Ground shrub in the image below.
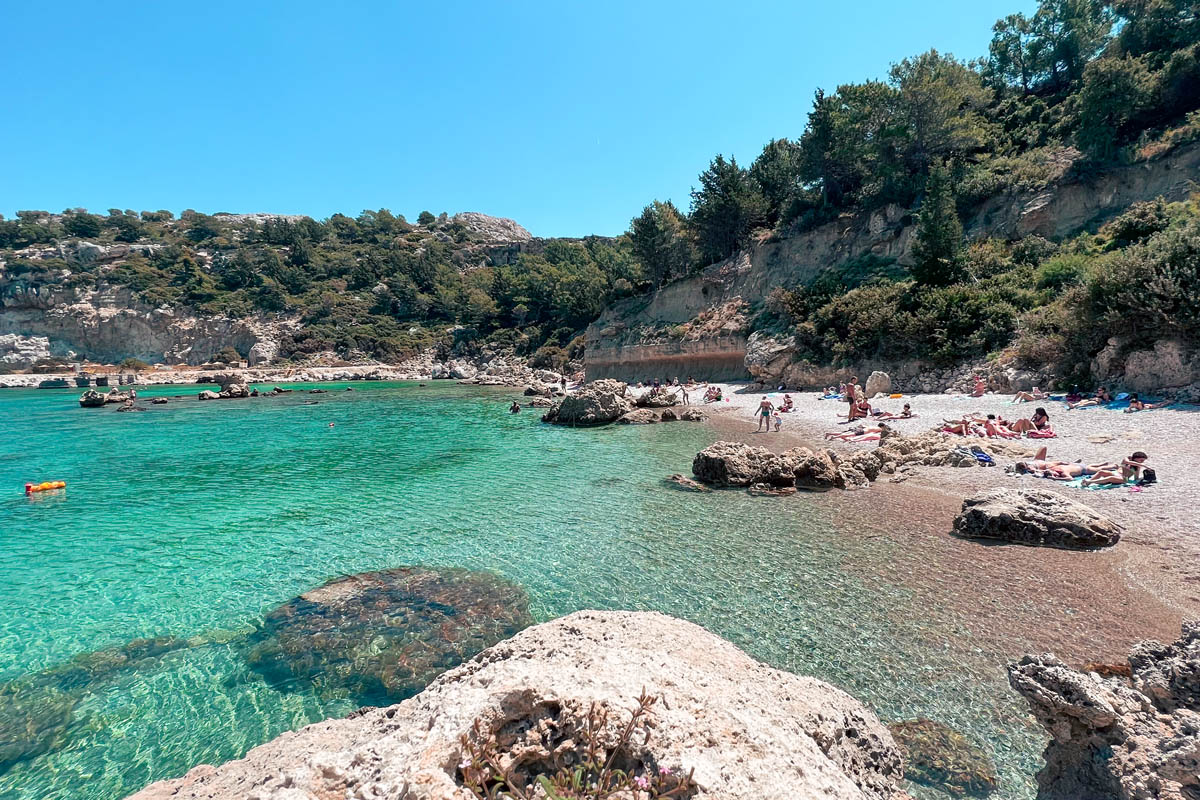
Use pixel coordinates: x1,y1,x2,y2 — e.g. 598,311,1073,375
119,357,150,371
1034,254,1089,291
459,692,695,800
1101,197,1169,247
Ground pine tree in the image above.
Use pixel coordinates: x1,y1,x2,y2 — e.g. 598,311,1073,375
910,164,965,286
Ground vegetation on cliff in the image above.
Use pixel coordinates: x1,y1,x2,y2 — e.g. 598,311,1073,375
626,0,1200,381
0,211,642,367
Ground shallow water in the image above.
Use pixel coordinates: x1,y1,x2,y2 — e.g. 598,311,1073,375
0,382,1043,799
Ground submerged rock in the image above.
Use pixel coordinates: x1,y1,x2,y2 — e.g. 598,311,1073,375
244,566,533,705
665,473,711,492
1009,620,1200,800
40,636,190,693
0,683,76,775
953,488,1122,549
887,719,998,797
129,611,908,800
541,379,633,426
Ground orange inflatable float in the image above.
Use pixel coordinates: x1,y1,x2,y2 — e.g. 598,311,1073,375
25,481,66,494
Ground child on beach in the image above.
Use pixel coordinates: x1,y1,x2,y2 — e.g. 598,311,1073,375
773,412,782,432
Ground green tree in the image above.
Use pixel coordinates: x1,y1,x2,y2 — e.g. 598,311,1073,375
629,200,693,286
749,138,805,223
63,212,102,238
987,13,1041,92
889,50,994,177
910,165,965,286
417,210,436,225
799,84,899,208
1031,0,1114,90
1077,55,1155,158
688,156,769,263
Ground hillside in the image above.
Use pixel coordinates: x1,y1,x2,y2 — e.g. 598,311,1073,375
0,210,635,371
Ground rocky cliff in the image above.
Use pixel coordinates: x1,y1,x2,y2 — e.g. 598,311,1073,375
127,611,910,800
0,280,294,366
585,143,1200,384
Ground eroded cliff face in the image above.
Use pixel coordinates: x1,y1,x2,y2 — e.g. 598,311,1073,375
585,143,1200,384
0,280,294,365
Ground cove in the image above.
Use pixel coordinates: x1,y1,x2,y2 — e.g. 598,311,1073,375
0,382,1041,799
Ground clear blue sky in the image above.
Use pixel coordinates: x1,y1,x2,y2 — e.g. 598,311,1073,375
0,1,1035,237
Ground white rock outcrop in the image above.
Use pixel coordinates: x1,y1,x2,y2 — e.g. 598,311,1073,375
127,611,908,800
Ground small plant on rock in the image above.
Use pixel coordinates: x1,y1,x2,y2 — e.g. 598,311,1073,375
458,690,695,800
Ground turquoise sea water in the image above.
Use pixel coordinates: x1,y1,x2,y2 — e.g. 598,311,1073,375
0,382,1043,799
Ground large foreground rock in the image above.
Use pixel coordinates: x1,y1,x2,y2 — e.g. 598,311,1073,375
128,611,909,800
953,488,1122,549
691,440,810,487
541,379,633,426
1009,620,1200,800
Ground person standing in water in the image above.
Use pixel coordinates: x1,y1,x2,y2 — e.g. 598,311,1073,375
756,395,775,432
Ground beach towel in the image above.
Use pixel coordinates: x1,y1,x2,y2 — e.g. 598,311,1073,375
969,446,994,465
1064,477,1129,491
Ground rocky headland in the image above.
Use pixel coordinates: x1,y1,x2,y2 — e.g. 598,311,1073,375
1009,620,1200,800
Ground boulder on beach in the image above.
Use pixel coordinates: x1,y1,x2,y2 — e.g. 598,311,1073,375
635,390,680,408
692,441,811,487
243,566,534,705
541,379,633,426
617,409,659,424
887,719,998,797
794,449,843,491
1009,620,1200,800
129,611,908,800
865,371,892,399
952,488,1122,549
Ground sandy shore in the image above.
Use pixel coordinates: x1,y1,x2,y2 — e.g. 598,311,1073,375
677,381,1200,660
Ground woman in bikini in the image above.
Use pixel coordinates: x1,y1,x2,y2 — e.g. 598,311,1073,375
1010,407,1051,434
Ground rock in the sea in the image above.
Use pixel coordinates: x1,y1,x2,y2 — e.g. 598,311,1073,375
197,390,220,400
1009,620,1200,800
691,441,809,487
541,379,633,426
527,396,553,408
151,397,168,404
887,719,998,797
748,483,797,496
617,409,658,424
0,683,76,776
665,474,711,492
78,389,106,408
865,371,892,399
128,611,908,800
952,488,1122,549
244,567,533,705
